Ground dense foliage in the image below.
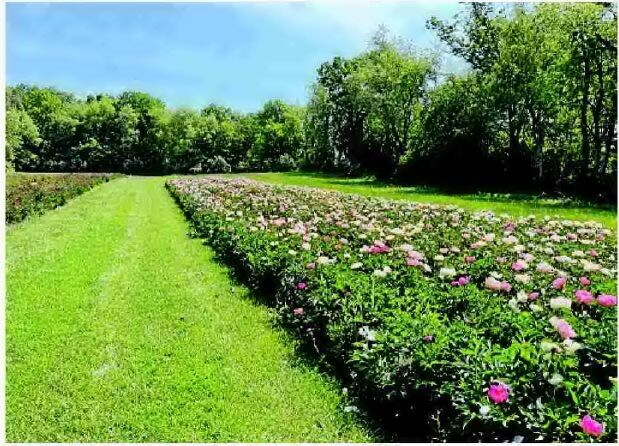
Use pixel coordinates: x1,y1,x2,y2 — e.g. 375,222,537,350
6,3,617,201
6,173,117,223
5,84,304,175
167,177,617,442
305,3,617,200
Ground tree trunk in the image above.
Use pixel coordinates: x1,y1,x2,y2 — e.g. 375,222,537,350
598,129,612,176
580,54,591,181
592,48,604,171
531,110,544,182
507,105,518,157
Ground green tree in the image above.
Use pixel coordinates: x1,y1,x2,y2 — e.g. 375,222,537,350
6,108,40,171
250,100,304,171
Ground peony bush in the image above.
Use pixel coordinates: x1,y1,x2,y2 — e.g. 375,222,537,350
6,173,118,224
167,177,617,442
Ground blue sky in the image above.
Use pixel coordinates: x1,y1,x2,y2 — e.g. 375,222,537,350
7,1,465,112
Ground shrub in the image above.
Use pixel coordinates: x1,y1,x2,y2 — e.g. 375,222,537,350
6,173,118,224
205,156,232,173
276,153,298,171
166,177,617,442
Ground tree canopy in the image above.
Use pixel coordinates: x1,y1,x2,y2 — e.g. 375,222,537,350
6,2,617,201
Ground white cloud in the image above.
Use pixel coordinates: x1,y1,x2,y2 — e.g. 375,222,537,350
246,0,463,51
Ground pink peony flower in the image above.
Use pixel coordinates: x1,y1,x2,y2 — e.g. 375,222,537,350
451,276,470,287
406,258,421,267
484,277,503,292
422,335,434,343
575,289,593,305
528,292,540,301
588,249,599,257
537,262,554,274
487,382,510,404
500,281,512,292
408,250,423,260
580,415,604,437
368,242,390,254
557,323,575,339
465,255,476,264
579,276,591,286
293,307,304,316
297,282,307,290
306,262,315,270
552,277,567,290
550,316,576,339
511,260,526,271
597,294,617,307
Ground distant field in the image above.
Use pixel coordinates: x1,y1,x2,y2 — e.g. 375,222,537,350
239,172,617,229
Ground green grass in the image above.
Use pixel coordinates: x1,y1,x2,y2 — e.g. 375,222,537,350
239,172,616,229
6,176,374,442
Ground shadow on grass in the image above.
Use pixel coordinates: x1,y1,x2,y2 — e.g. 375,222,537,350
270,171,617,213
202,247,390,441
206,247,440,442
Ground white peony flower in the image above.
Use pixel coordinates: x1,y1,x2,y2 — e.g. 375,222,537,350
550,297,572,310
439,267,456,279
563,339,582,355
583,260,602,272
530,304,543,313
536,262,554,274
483,233,495,242
316,256,333,265
514,274,531,284
503,235,518,244
516,291,528,303
548,373,564,386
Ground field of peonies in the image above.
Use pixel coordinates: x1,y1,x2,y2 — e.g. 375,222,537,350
167,177,617,442
6,173,118,224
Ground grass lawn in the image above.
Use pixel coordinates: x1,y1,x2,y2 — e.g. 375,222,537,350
6,176,374,442
240,172,616,229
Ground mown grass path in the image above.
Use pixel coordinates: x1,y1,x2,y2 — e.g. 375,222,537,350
6,177,372,442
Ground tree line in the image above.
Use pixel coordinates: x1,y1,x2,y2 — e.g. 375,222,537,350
6,87,304,175
6,2,617,201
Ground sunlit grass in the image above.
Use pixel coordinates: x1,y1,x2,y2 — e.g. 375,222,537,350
6,176,374,442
